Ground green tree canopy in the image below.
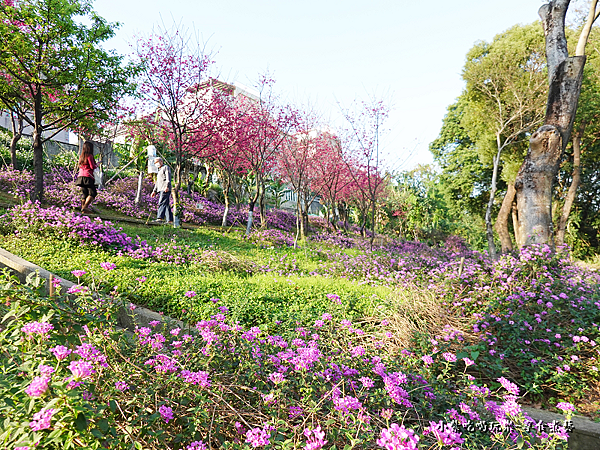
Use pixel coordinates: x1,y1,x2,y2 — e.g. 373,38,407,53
0,0,136,200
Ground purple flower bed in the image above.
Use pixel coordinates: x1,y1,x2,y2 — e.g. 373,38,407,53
2,201,145,252
0,166,298,231
2,278,573,450
247,229,296,248
1,202,255,271
310,231,358,248
0,165,35,198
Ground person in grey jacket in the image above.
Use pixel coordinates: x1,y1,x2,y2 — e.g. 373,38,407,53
150,157,173,223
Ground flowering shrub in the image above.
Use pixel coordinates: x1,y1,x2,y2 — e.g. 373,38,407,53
399,244,600,418
453,246,600,400
0,272,572,450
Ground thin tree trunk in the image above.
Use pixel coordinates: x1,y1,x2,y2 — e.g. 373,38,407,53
339,203,348,231
556,123,584,246
259,184,267,229
222,177,231,228
297,196,304,241
370,198,377,249
246,206,255,235
32,88,44,202
9,113,22,170
360,209,367,237
331,208,338,231
246,179,260,235
494,182,516,254
515,1,587,248
485,143,503,260
135,171,143,205
302,194,310,238
172,161,182,219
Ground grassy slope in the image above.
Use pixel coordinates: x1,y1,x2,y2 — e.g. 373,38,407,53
1,221,391,329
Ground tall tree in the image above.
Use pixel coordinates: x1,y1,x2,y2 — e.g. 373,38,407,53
311,132,350,230
341,98,389,245
515,0,600,248
0,0,135,201
430,99,491,223
555,26,600,246
233,75,297,234
276,110,327,241
210,98,250,228
131,25,228,216
461,23,547,258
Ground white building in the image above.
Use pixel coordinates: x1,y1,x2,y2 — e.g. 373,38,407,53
0,110,71,144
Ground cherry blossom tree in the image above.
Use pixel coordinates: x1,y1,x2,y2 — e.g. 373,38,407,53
130,24,229,213
310,132,353,230
340,99,390,243
233,75,298,234
209,99,251,227
276,109,326,240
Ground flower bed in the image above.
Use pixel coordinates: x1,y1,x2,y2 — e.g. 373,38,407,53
0,272,572,450
1,199,599,418
0,166,297,231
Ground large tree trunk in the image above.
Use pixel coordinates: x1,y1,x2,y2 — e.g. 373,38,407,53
556,124,584,246
494,182,516,254
515,1,586,248
512,200,521,247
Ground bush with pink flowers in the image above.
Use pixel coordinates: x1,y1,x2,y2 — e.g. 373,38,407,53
0,271,572,450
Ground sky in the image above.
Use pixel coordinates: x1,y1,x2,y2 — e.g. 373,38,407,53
92,0,551,172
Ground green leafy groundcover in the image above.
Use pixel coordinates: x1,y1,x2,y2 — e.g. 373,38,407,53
0,272,573,450
0,234,388,329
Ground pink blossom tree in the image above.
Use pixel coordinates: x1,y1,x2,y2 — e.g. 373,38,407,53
276,109,326,241
233,75,298,234
130,24,229,213
310,132,354,230
208,98,252,227
340,99,390,243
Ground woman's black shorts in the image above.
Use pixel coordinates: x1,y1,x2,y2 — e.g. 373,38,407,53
75,176,97,199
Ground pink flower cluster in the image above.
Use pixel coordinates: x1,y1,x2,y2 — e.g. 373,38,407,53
21,321,54,339
25,376,50,397
29,408,57,431
159,405,174,423
245,424,273,448
424,420,464,446
304,426,328,450
376,423,419,450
